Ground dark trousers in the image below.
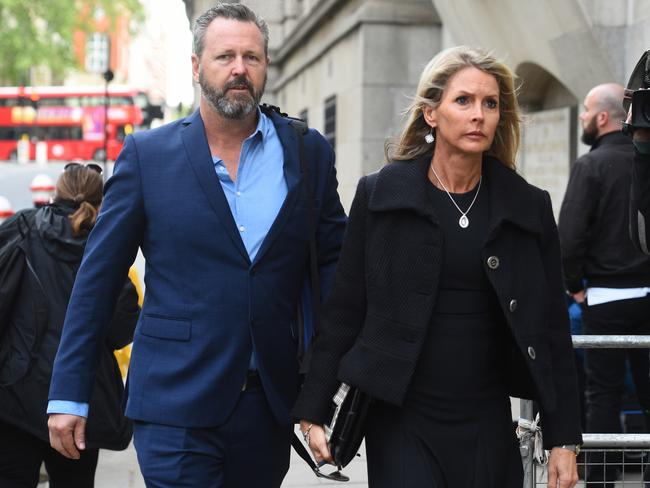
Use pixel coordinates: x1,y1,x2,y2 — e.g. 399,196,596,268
133,383,292,488
583,295,650,485
0,420,99,488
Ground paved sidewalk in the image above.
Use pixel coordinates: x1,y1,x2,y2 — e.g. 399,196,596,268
283,432,368,487
41,436,650,487
38,427,369,488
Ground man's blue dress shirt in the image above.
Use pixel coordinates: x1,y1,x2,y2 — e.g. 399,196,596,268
48,109,286,417
212,109,287,369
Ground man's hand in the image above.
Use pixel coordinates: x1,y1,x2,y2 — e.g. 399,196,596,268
571,290,586,304
299,420,333,465
547,447,579,487
48,413,87,459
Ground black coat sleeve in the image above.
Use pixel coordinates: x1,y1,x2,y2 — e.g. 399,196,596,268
292,176,369,424
558,156,599,293
630,148,650,254
538,191,583,448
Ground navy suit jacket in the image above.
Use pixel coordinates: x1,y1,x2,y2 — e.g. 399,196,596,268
49,109,346,427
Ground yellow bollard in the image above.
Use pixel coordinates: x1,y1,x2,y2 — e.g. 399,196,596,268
114,267,144,379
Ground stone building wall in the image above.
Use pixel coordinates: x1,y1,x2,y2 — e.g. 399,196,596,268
183,0,650,209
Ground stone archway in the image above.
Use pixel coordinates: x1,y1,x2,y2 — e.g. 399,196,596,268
516,62,578,112
515,62,579,216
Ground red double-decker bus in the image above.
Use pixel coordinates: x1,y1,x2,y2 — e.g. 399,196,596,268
0,86,144,162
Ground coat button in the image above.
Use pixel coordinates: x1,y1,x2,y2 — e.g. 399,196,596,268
527,346,536,360
487,256,500,269
509,299,517,312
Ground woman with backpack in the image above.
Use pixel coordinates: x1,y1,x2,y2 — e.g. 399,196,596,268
0,163,139,488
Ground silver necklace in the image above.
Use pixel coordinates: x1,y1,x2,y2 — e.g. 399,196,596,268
429,163,482,229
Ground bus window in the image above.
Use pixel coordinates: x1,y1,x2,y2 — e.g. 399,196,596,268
0,98,21,107
45,126,83,140
64,96,82,108
109,96,132,106
38,97,66,107
0,127,18,140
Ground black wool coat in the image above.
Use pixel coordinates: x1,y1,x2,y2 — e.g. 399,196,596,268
292,154,582,448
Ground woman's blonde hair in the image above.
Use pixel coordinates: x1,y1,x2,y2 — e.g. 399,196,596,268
55,165,103,237
386,46,521,169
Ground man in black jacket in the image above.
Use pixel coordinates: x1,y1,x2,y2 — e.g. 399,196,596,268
559,82,650,486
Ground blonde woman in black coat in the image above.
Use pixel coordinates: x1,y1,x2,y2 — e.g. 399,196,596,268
293,46,582,488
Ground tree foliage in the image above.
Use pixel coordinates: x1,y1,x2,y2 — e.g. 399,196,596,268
0,0,143,85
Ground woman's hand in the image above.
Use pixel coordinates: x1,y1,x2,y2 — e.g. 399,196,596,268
547,447,579,488
299,420,333,465
571,290,586,304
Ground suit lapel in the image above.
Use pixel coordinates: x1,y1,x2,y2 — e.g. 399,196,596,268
180,110,250,264
252,113,302,266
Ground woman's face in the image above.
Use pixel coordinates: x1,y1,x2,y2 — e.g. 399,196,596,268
424,66,500,158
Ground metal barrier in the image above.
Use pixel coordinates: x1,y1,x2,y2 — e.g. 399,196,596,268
520,335,650,487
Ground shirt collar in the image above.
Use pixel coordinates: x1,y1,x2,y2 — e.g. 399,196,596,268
590,130,629,151
244,107,269,145
212,107,270,166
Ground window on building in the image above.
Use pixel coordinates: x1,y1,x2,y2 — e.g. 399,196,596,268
85,33,110,74
324,96,336,150
299,109,308,126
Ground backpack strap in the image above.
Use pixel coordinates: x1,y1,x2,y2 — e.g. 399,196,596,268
261,103,321,366
288,117,321,372
17,212,31,239
15,211,46,298
287,117,329,479
261,104,330,478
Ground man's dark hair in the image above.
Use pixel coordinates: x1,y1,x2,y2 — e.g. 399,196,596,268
193,3,269,57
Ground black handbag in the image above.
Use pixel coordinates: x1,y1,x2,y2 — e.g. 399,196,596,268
325,382,372,469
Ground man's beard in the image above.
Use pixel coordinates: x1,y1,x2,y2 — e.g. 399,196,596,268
199,70,266,119
581,115,599,145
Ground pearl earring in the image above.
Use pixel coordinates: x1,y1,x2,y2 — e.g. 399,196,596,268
424,128,435,144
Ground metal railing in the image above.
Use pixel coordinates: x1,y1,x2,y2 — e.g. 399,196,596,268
520,335,650,487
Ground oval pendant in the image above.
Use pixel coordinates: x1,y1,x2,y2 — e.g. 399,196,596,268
459,215,469,228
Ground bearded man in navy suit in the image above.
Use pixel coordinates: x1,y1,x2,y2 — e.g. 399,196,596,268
46,3,346,487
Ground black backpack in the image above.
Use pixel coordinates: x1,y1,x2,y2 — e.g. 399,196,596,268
0,212,36,341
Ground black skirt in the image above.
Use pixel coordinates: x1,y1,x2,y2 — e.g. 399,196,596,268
365,395,522,488
364,295,523,488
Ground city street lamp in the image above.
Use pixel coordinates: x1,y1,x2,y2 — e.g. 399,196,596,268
102,69,114,175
